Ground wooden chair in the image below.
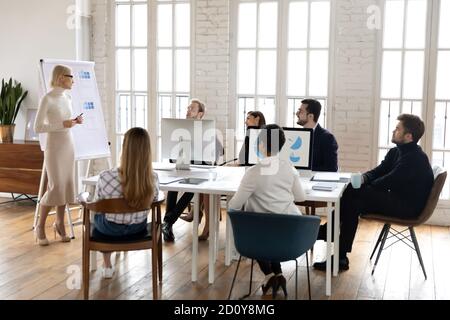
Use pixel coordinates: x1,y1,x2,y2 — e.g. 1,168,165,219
296,201,330,215
80,191,165,300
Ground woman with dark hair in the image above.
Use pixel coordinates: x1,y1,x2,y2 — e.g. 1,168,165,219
238,111,266,165
229,124,306,298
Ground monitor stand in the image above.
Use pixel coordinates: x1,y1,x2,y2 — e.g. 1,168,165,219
298,169,313,178
175,156,191,170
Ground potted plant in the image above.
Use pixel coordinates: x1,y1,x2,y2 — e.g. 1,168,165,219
0,78,28,143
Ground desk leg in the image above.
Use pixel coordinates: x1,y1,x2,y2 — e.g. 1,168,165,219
326,202,332,296
333,201,340,277
208,194,216,284
215,195,220,261
89,211,97,271
192,193,199,282
225,197,231,266
90,251,97,271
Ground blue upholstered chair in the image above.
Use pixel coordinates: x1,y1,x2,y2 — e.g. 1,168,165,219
227,209,320,300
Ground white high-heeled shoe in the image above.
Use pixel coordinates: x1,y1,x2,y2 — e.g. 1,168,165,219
53,222,71,242
34,226,49,246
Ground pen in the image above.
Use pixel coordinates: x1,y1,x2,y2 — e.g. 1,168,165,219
73,113,83,121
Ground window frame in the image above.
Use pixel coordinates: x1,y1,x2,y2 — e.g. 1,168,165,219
110,0,195,164
229,0,335,155
374,0,450,204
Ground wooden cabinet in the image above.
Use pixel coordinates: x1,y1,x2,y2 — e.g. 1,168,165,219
0,141,44,195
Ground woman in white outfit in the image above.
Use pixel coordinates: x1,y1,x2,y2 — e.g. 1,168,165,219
229,124,305,298
34,65,84,245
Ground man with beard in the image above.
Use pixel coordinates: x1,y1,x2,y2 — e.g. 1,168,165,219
313,114,433,271
296,99,338,172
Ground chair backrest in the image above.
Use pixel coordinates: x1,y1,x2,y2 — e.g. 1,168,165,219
81,191,165,228
228,210,321,262
415,166,447,225
83,191,165,213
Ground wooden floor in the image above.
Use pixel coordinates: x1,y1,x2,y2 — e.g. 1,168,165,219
1,198,450,300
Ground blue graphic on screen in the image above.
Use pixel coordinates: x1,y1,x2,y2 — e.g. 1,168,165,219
79,71,91,80
254,139,264,159
288,136,302,164
83,102,95,110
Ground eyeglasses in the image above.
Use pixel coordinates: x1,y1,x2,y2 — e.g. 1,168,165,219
64,75,74,78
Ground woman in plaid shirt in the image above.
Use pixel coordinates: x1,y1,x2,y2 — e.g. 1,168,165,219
93,127,159,278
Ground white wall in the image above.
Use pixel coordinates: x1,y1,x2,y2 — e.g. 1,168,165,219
0,0,76,140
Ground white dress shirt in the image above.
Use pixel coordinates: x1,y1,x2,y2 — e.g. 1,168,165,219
229,156,306,214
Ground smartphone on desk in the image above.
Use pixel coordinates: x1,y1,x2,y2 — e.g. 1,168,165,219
179,178,208,185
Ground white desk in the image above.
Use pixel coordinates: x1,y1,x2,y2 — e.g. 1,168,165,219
82,163,349,296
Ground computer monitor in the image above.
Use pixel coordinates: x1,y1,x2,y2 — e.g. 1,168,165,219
246,127,313,170
161,118,218,165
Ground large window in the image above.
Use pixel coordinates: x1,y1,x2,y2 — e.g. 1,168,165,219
156,0,191,158
114,0,148,163
431,0,450,199
377,0,450,199
114,0,191,162
377,0,427,162
233,0,332,152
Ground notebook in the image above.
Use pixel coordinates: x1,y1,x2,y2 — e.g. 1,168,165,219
312,182,338,192
311,172,350,183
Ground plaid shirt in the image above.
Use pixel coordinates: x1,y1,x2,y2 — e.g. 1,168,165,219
94,168,160,225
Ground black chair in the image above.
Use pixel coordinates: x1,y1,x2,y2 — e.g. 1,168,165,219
362,166,446,279
227,210,320,300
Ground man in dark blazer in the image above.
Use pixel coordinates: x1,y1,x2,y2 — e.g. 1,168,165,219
296,99,338,172
313,114,434,271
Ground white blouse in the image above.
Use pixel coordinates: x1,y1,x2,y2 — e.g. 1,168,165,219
229,156,306,214
34,87,72,133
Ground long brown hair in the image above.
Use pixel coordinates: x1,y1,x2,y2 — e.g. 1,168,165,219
119,127,155,208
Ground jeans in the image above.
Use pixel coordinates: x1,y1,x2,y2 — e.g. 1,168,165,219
94,214,147,237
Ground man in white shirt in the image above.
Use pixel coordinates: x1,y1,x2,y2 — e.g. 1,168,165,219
162,99,224,242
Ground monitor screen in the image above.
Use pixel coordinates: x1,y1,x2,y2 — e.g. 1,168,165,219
247,127,313,170
161,118,220,165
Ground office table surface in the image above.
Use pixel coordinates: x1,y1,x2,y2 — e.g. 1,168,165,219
82,163,350,296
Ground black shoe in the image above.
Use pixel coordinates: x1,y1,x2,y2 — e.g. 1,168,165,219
162,222,175,242
313,255,349,271
275,275,288,299
317,224,327,240
316,223,337,241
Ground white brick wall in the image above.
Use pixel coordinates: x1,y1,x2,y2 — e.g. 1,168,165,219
194,0,230,138
91,0,111,173
333,0,378,174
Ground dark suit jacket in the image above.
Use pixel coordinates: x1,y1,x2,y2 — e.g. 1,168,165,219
312,124,339,172
363,142,433,215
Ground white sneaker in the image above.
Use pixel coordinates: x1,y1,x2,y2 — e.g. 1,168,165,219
102,266,115,279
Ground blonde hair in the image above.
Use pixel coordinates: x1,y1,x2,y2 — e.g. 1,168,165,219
50,65,72,88
119,127,156,209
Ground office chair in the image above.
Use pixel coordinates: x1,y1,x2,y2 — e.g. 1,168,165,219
227,210,320,300
362,166,446,279
79,191,165,299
